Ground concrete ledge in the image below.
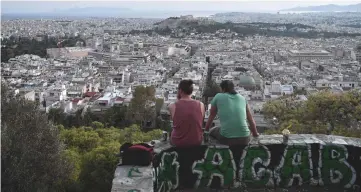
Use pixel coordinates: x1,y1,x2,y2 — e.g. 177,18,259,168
111,134,361,192
153,134,361,191
111,165,153,192
152,134,361,148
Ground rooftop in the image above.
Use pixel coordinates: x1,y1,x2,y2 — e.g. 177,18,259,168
289,50,331,54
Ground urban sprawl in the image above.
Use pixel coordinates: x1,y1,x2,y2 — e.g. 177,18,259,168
2,12,361,130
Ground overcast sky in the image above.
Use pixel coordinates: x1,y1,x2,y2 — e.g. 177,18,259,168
2,0,360,13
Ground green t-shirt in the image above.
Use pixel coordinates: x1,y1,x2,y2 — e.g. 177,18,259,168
210,93,250,138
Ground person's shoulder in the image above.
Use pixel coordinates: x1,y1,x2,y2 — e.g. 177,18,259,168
198,100,205,106
214,93,224,98
237,95,247,103
237,94,245,99
233,94,245,101
168,102,176,108
168,101,175,105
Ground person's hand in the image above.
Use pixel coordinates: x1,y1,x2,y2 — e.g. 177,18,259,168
204,125,209,132
252,132,260,138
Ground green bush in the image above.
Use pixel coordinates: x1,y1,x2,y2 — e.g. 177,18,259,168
59,124,162,192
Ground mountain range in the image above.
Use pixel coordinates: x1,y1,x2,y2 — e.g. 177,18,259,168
3,3,361,20
2,7,218,19
280,3,361,12
54,7,132,16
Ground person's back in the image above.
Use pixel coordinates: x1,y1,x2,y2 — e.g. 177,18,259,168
212,93,249,138
171,100,203,147
205,80,259,146
168,79,204,147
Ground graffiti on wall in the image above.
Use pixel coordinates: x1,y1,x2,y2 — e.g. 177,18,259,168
153,152,180,192
153,143,361,192
192,147,236,188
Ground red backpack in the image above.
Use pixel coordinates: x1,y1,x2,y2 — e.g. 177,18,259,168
119,143,154,166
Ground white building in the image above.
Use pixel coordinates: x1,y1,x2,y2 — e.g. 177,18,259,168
270,81,282,94
288,50,333,61
167,44,191,57
316,79,358,89
281,85,294,95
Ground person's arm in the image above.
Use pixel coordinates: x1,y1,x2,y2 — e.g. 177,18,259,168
246,104,259,137
168,103,176,120
205,94,218,131
205,105,217,131
200,102,205,118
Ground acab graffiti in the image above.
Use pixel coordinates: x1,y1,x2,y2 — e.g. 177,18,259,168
153,144,359,192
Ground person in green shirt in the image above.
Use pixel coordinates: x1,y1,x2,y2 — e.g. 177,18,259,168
205,80,259,145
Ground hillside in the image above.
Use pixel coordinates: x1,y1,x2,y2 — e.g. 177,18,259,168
143,17,361,39
154,16,217,30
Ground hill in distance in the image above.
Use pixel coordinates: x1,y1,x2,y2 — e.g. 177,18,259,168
154,15,217,29
280,3,361,12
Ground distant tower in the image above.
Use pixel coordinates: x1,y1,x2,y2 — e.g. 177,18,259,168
122,70,125,85
42,98,46,108
206,56,210,64
356,44,361,63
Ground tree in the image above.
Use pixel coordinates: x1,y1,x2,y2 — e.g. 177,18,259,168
59,124,162,192
155,98,165,116
91,121,104,129
48,108,66,125
293,87,307,95
62,148,84,192
1,84,72,192
263,90,361,138
317,65,324,72
127,86,157,127
202,80,221,108
60,127,102,153
82,108,100,126
203,80,221,98
1,82,164,192
78,142,120,192
303,91,361,132
103,105,127,128
1,36,85,62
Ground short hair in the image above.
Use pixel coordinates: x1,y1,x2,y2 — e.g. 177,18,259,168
220,80,237,94
178,79,194,95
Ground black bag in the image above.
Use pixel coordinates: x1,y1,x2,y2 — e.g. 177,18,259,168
119,142,154,166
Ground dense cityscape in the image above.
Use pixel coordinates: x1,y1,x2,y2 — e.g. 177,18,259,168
2,1,361,192
2,12,361,128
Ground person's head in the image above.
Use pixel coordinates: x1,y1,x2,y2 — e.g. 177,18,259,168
220,80,237,94
177,79,194,99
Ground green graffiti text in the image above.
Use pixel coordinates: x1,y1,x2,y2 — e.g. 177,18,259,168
156,151,180,192
240,145,273,187
192,147,236,188
275,145,312,187
321,144,356,188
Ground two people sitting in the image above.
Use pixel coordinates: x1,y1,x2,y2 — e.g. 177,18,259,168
168,79,259,147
